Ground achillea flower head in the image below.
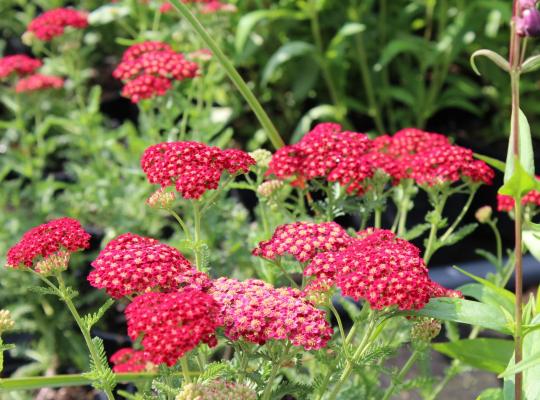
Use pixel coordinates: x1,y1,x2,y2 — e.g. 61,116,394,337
110,348,155,373
257,180,283,198
0,310,14,334
27,8,88,41
410,318,442,342
176,381,256,400
15,74,64,93
146,187,176,209
304,229,459,310
113,41,198,102
0,55,42,79
141,141,255,199
125,289,221,366
6,218,90,270
201,1,237,13
249,149,273,169
252,221,353,263
88,233,208,298
210,278,332,349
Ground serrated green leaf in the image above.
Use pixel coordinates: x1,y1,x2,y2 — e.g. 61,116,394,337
402,223,430,241
433,338,513,373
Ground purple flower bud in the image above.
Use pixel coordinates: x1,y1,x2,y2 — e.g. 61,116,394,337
516,8,540,37
520,0,538,10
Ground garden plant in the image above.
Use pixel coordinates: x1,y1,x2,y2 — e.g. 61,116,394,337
1,0,540,399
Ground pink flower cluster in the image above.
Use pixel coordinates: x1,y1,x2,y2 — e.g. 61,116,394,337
0,55,42,79
125,289,221,366
304,229,460,310
88,233,209,298
15,74,64,93
268,124,494,193
6,218,90,269
113,41,198,102
497,181,540,212
27,8,88,41
252,221,353,262
141,141,255,199
110,348,152,373
210,278,332,349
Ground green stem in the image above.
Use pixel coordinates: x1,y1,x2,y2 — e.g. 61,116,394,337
329,302,347,346
0,373,161,392
180,357,191,383
424,192,448,264
488,220,503,271
53,274,115,400
261,345,290,400
439,187,478,243
381,350,420,400
274,259,299,289
168,0,284,149
168,209,193,241
192,201,203,270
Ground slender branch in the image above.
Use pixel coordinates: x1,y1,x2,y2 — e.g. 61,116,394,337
168,0,285,149
381,349,420,400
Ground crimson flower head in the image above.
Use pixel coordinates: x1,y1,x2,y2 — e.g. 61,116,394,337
210,278,332,349
125,289,221,366
88,233,209,298
113,41,198,102
304,229,459,311
6,218,90,273
110,348,154,373
27,8,88,41
141,141,255,199
15,74,64,93
0,55,42,79
252,221,353,263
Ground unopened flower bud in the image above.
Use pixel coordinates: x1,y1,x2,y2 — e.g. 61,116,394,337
147,188,175,209
516,8,540,37
257,180,283,198
475,206,493,224
410,318,441,343
35,250,70,275
21,31,36,46
0,310,14,334
176,381,256,400
249,149,272,169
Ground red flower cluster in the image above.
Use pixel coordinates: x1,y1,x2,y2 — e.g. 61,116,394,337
15,74,64,93
0,55,42,79
304,229,459,310
268,125,494,192
6,218,90,269
88,233,208,298
27,8,88,41
141,141,255,199
252,221,353,262
497,182,540,212
113,41,198,102
110,348,152,373
210,278,332,349
125,289,221,366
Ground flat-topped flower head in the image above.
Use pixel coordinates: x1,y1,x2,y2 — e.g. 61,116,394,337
113,41,198,102
15,74,64,93
27,8,88,41
125,289,221,366
88,233,208,298
252,221,353,263
6,218,90,273
110,348,155,373
176,381,256,400
141,141,255,199
305,229,459,310
410,145,494,186
0,55,42,79
210,278,332,349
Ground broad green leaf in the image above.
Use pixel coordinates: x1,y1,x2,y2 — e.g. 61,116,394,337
523,230,540,262
433,338,513,373
235,10,307,54
378,36,434,68
499,158,536,199
476,388,503,400
326,22,365,59
474,153,506,173
261,41,316,86
454,266,515,314
521,54,540,74
470,49,510,75
406,298,512,334
505,109,535,183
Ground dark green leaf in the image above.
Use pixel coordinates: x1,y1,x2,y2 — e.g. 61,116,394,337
505,109,535,183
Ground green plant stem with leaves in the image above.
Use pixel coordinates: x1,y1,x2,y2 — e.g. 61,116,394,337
168,0,284,149
29,271,115,400
381,348,421,400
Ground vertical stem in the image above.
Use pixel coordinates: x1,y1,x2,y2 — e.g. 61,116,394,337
192,201,203,270
381,349,421,400
180,357,191,383
168,0,284,149
260,345,290,400
514,200,523,399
